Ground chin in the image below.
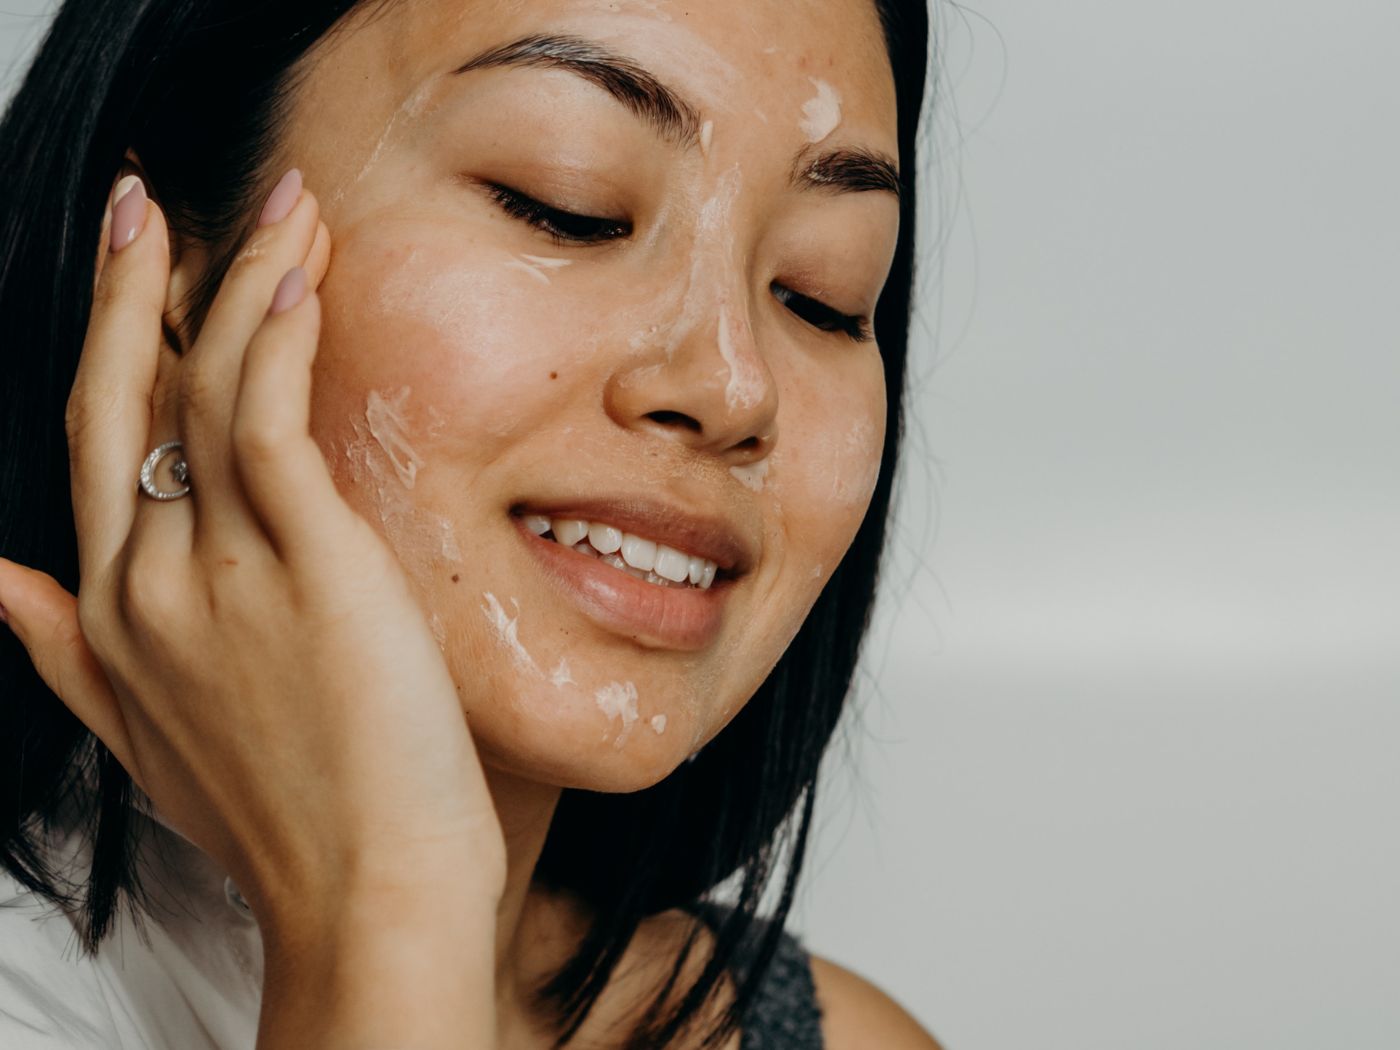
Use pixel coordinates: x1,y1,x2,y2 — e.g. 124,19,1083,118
451,657,714,794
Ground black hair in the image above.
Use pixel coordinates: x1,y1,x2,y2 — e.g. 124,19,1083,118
0,1,930,1047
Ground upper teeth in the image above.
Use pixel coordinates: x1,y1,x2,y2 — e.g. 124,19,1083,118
522,514,719,589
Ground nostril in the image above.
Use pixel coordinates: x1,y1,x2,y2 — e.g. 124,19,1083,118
647,409,703,433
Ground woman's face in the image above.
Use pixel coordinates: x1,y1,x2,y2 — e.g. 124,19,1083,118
278,0,899,790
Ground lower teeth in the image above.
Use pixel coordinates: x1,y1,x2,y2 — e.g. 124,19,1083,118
561,536,696,588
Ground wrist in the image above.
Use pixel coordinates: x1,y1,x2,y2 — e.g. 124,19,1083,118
258,884,500,1050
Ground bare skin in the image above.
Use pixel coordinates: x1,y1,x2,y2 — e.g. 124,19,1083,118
0,0,939,1046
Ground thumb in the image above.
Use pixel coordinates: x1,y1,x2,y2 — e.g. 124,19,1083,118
0,557,137,775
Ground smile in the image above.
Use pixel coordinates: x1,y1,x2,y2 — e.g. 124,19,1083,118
522,514,719,590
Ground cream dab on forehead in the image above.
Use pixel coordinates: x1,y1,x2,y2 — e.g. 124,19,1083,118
798,78,842,144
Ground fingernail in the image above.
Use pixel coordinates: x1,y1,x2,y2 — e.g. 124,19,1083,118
259,168,303,227
110,175,148,253
269,266,308,316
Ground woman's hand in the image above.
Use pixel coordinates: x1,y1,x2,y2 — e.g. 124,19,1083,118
0,169,505,1047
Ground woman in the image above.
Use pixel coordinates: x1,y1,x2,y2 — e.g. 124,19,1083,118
0,0,938,1046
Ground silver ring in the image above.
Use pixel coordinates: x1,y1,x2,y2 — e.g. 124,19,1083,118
138,440,191,501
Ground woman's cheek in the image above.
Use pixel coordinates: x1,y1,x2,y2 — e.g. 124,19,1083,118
307,223,578,577
766,357,885,585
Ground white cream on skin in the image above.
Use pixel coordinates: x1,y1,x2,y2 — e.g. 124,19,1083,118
364,386,424,488
594,680,640,748
729,457,770,492
327,78,439,208
481,593,544,678
550,658,575,688
798,77,843,143
716,303,767,411
503,254,575,285
828,418,881,506
341,387,464,576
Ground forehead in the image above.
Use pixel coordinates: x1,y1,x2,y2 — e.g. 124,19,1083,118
304,0,897,148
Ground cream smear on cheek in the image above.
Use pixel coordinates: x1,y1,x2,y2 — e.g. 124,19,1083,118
343,385,466,579
828,418,882,507
502,254,574,286
480,593,544,678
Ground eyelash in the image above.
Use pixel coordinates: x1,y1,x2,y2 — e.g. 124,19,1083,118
770,283,874,344
487,184,630,244
487,184,874,344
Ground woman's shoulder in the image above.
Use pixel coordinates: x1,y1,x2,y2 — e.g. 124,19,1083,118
806,951,945,1050
677,900,943,1050
674,907,940,1050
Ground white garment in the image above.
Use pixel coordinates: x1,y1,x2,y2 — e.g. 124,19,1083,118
0,787,263,1049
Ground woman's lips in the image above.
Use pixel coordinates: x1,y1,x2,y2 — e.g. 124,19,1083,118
512,516,732,651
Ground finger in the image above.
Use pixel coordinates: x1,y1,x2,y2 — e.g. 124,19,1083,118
306,219,332,290
68,174,174,575
125,337,198,566
175,170,321,546
0,557,138,776
230,267,347,561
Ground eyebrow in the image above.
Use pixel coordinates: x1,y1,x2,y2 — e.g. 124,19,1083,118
796,146,902,199
452,33,703,144
452,32,901,200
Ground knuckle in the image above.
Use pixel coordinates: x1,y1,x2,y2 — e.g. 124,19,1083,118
232,420,284,467
117,550,183,633
231,413,285,466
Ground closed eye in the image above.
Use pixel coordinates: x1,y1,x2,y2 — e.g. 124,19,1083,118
487,183,631,245
771,282,873,343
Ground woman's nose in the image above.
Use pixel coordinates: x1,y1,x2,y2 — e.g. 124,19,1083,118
603,295,779,464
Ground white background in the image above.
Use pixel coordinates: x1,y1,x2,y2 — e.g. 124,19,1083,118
5,2,1397,1047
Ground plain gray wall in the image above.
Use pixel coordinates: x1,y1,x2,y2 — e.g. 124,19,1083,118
4,2,1397,1047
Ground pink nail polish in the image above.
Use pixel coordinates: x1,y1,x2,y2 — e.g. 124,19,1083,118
258,168,303,227
110,176,148,253
269,266,308,315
